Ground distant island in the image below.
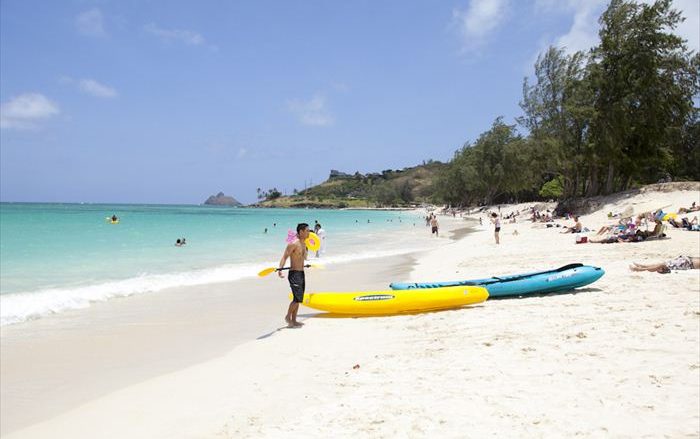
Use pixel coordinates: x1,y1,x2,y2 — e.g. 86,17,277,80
203,192,242,207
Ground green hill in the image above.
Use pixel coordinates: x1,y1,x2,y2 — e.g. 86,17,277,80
256,161,445,208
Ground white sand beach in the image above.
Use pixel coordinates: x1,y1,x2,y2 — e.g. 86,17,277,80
3,184,699,438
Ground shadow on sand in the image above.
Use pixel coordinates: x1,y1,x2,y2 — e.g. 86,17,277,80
486,287,602,301
256,288,600,339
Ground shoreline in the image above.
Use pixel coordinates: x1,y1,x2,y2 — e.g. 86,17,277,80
4,187,699,437
0,208,430,326
1,215,467,436
0,255,413,435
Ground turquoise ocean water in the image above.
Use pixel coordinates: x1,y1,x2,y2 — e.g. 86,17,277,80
0,203,432,326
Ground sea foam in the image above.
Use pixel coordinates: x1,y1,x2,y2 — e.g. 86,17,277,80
0,262,262,326
0,244,430,326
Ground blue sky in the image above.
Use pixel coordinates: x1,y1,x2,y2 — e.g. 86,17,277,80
1,0,697,204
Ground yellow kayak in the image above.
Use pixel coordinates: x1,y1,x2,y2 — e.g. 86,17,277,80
295,285,488,315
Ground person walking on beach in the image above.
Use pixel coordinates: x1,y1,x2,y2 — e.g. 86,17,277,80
277,223,310,328
430,215,439,237
490,212,501,244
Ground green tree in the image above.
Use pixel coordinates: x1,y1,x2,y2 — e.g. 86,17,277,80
434,118,530,206
590,0,699,193
671,111,700,180
398,180,414,204
539,176,565,199
265,188,282,200
519,46,595,197
371,184,399,206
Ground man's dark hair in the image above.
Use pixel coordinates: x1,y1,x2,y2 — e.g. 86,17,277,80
297,223,309,233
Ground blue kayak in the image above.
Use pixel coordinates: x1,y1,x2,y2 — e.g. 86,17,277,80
389,264,605,298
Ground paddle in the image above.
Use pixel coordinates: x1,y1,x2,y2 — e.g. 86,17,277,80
257,264,324,277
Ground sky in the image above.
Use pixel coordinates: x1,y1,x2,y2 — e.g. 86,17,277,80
1,0,698,204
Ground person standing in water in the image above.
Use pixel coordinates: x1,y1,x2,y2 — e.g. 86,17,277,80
277,223,310,328
490,212,501,244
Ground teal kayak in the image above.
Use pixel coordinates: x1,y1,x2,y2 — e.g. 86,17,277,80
389,264,604,298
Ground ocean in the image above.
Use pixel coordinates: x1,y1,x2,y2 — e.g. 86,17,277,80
0,203,436,326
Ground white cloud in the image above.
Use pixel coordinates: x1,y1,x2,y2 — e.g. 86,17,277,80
0,93,60,130
144,23,205,46
79,79,118,98
59,77,118,98
237,147,248,158
452,0,510,51
76,8,105,37
555,1,607,53
287,94,334,127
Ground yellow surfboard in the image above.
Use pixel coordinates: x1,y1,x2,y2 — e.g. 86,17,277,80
294,285,488,315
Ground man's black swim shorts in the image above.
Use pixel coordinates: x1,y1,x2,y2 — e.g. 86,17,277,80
288,270,305,303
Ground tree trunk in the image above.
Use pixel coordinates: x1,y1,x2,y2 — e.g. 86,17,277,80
574,170,581,198
624,175,633,191
586,165,599,197
605,162,615,194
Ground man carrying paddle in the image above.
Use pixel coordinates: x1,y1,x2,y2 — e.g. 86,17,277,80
278,223,310,328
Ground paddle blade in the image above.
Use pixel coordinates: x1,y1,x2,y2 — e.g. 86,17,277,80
309,264,325,270
257,267,277,277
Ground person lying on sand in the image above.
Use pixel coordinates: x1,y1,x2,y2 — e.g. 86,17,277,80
590,232,640,243
678,202,699,214
590,220,666,243
668,216,699,230
595,215,642,236
630,256,699,274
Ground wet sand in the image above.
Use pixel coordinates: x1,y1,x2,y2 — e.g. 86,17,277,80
1,251,423,435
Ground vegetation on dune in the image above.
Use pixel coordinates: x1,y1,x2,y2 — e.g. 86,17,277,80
257,1,698,209
256,162,446,208
435,0,699,206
